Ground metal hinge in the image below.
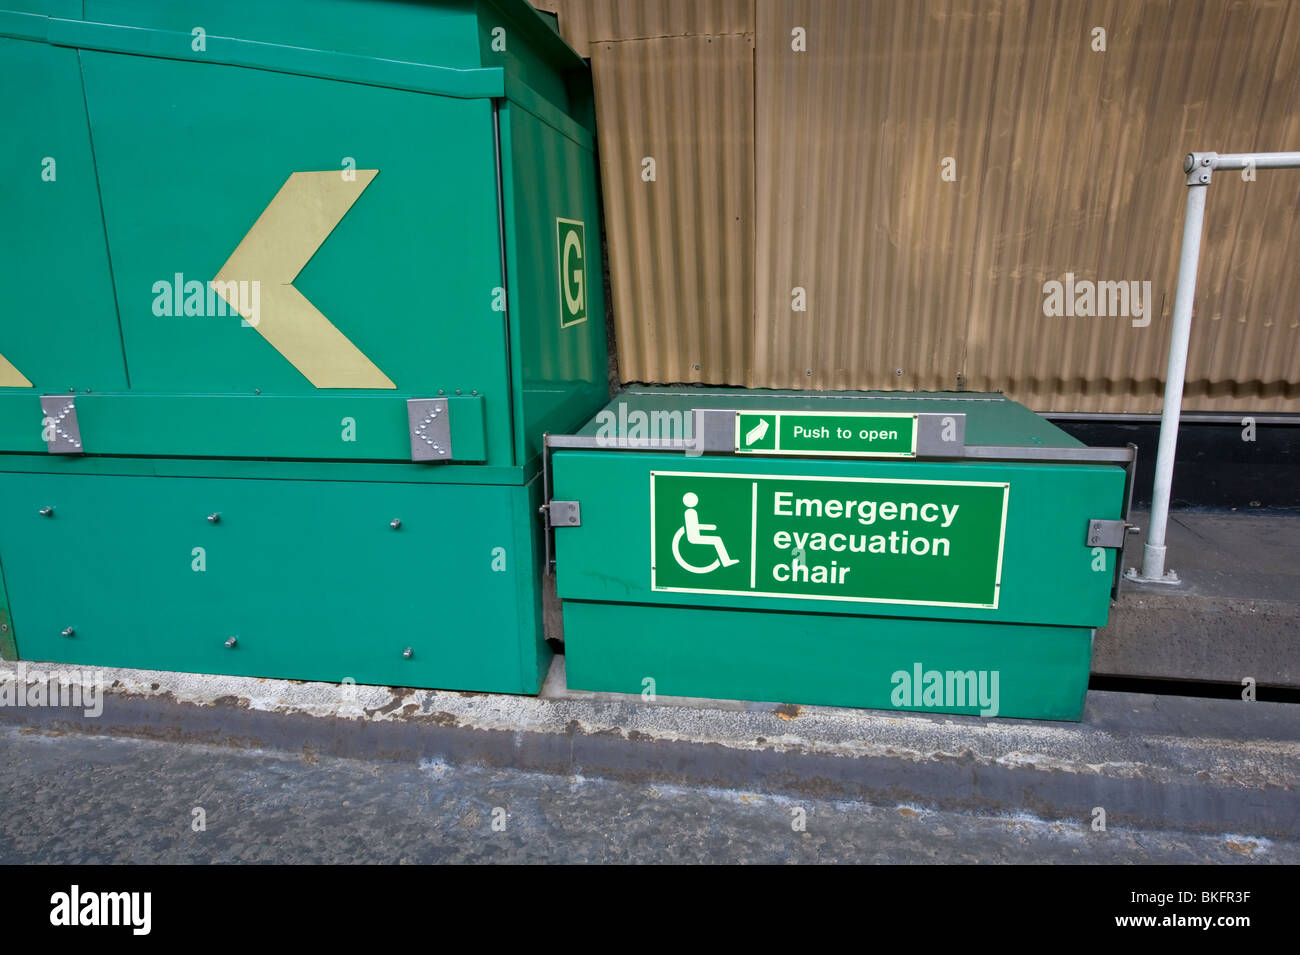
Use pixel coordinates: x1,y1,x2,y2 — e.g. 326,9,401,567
543,500,581,528
1086,519,1139,548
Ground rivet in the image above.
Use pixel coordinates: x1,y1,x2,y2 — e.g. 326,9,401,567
62,627,75,638
207,513,220,524
390,519,402,530
456,389,462,395
39,506,53,517
895,368,904,376
225,636,237,648
403,647,414,659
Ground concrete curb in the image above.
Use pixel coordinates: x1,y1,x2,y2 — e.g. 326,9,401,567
1095,593,1300,687
1,657,1296,840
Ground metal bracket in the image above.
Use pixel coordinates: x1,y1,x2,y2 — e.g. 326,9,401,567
40,395,83,454
694,409,737,453
545,500,581,528
407,398,452,462
1087,518,1138,549
1185,151,1216,185
915,412,966,457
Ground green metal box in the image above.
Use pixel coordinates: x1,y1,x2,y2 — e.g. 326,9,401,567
0,0,607,692
549,389,1135,720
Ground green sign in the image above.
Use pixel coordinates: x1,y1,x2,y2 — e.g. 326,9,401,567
556,217,587,327
735,411,916,457
650,470,1009,608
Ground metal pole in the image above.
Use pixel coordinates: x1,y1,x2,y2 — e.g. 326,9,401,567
1139,169,1207,582
1213,151,1300,171
1134,150,1300,582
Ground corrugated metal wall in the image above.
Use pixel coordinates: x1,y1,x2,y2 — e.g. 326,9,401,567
538,0,1300,413
590,33,755,384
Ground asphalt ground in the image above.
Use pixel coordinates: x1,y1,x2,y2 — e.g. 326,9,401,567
1,724,1290,864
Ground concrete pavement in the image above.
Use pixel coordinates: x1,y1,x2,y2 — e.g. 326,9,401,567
0,655,1295,862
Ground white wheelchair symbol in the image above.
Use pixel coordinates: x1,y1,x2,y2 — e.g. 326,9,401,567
672,492,739,574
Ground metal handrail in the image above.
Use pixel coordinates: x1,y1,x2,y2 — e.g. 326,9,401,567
1135,151,1300,583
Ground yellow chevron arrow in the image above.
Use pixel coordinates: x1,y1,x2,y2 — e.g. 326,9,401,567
211,170,395,389
0,352,32,388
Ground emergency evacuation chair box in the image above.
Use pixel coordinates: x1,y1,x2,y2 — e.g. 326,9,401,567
548,388,1135,721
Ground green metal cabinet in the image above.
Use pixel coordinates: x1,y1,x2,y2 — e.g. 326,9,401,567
550,389,1135,720
0,0,607,692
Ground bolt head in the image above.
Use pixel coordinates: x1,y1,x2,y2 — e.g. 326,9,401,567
61,627,74,638
390,519,402,530
403,647,414,659
225,637,237,648
207,513,220,524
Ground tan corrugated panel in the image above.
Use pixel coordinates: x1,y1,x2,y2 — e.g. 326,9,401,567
752,0,1300,412
591,33,755,384
534,0,754,56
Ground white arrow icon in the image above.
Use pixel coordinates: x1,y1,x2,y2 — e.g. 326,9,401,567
744,418,770,446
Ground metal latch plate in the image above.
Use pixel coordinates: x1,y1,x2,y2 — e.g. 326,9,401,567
547,501,581,527
407,398,452,462
1086,519,1129,548
40,395,83,454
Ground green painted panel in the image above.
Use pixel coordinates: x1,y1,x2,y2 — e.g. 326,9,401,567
553,450,1125,627
477,0,571,109
45,17,505,99
1,470,549,693
0,35,125,392
0,394,487,461
0,451,531,488
501,101,608,470
84,0,484,71
563,600,1092,721
79,50,514,463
